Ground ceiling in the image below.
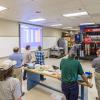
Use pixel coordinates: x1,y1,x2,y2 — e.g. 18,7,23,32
0,0,100,29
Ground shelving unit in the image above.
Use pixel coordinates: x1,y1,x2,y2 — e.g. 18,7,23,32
79,24,100,60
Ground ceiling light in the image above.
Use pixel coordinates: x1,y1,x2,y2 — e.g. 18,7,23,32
66,27,72,29
70,29,79,31
50,24,62,27
63,27,72,29
63,11,88,17
80,23,95,25
29,18,46,22
0,6,7,11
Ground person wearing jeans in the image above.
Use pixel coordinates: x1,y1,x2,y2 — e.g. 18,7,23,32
62,82,79,100
60,52,93,100
35,46,45,81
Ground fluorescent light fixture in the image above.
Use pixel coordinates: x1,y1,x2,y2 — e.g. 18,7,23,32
66,27,72,29
63,27,72,29
68,28,80,31
50,24,62,27
71,29,79,31
63,11,88,17
29,18,46,22
64,28,79,31
80,22,95,25
0,6,7,11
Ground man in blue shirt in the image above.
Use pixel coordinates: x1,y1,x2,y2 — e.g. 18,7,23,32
35,46,45,81
9,47,23,84
9,47,23,68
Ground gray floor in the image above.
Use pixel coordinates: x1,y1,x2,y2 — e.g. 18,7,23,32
22,58,98,100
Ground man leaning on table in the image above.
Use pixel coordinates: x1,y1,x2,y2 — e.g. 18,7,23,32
60,52,93,100
92,49,100,100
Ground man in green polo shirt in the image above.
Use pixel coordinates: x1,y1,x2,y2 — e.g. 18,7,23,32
60,52,92,100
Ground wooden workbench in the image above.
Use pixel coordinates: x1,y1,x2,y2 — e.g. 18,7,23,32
25,67,92,100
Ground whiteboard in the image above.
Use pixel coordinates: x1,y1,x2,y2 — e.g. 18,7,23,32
43,37,58,49
0,37,19,57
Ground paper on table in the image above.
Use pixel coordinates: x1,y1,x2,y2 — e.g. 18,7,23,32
42,70,55,75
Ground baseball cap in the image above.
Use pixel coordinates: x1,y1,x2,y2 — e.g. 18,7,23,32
0,60,16,70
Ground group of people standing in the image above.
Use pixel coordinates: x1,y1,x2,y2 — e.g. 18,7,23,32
0,45,45,100
60,47,100,100
0,37,100,100
57,33,93,58
57,35,100,100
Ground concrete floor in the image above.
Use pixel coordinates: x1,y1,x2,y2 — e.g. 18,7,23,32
22,58,98,100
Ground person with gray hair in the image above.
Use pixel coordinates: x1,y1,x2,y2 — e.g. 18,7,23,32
60,52,93,100
68,51,76,58
69,41,80,60
92,49,100,100
57,36,67,55
0,60,22,100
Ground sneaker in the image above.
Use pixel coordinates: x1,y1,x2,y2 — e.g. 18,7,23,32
22,92,25,96
96,97,99,100
23,77,27,80
40,78,46,81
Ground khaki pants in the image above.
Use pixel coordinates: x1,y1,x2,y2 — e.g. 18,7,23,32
95,72,100,99
13,68,22,84
85,44,90,55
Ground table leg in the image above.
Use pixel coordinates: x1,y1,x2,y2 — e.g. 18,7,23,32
81,85,84,100
27,72,40,90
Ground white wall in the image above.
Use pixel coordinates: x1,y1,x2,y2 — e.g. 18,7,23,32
0,19,18,37
0,19,63,57
0,19,62,38
43,27,61,38
0,19,19,57
42,27,62,49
